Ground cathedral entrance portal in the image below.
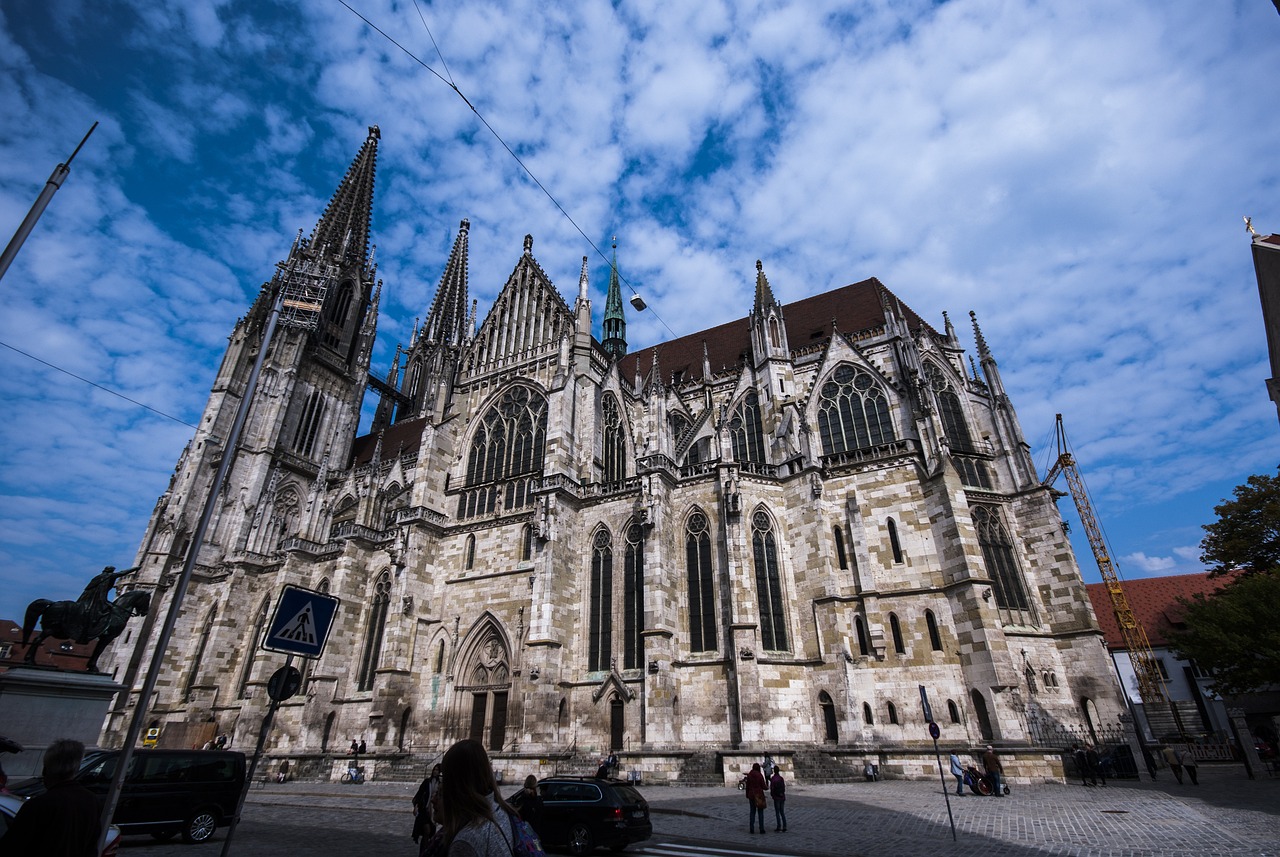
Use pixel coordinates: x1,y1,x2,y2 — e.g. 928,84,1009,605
456,620,513,752
818,691,838,742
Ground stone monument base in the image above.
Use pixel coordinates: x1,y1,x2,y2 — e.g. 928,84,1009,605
0,667,123,778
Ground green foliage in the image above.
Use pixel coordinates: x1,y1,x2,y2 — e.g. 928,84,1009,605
1168,572,1280,696
1199,468,1280,577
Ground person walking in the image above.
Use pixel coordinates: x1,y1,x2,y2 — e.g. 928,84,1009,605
982,745,1005,796
1161,745,1184,784
1072,744,1091,786
744,762,767,834
1178,745,1199,785
769,765,787,832
413,762,443,847
0,739,101,856
949,752,966,795
437,738,525,856
1085,744,1106,787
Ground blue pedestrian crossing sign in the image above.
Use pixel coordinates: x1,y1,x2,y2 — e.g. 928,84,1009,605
262,585,340,658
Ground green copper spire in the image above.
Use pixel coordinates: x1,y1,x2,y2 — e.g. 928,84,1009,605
602,237,627,360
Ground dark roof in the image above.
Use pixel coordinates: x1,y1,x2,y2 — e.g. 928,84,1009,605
622,278,937,384
0,619,96,671
351,416,428,466
1085,572,1234,649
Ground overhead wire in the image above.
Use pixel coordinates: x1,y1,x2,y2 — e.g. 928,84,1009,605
338,0,680,341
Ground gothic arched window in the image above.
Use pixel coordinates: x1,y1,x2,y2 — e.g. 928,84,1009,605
623,522,645,670
926,609,943,651
887,701,899,724
816,364,895,455
973,505,1032,612
888,517,904,563
863,701,874,725
238,599,269,698
855,615,870,656
460,386,547,518
589,528,613,672
357,571,392,691
685,510,717,653
925,362,972,451
292,391,325,457
834,525,848,570
322,280,355,348
520,524,533,562
729,390,765,465
889,612,905,655
601,394,626,484
464,534,476,570
751,509,788,651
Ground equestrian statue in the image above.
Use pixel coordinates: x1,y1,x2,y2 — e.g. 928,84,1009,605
22,565,150,673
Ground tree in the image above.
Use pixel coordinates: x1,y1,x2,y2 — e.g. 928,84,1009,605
1199,468,1280,577
1168,572,1280,696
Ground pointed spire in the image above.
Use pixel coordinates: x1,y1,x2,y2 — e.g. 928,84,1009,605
702,340,712,380
943,310,956,342
753,260,778,313
309,125,379,270
423,219,471,347
602,237,627,361
578,255,589,302
970,310,991,360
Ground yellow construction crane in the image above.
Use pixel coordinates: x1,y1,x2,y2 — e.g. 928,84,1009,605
1043,414,1167,707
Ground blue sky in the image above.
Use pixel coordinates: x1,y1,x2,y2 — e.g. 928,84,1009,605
1,0,1277,623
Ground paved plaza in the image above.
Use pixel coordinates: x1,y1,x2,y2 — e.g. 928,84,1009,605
128,762,1278,856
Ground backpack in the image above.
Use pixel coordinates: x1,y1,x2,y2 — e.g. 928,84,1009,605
505,810,546,857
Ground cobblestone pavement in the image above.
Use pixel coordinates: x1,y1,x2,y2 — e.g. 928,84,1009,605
122,763,1278,856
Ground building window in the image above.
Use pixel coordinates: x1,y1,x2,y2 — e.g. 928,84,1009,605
887,701,899,725
520,524,533,562
464,534,476,570
751,509,788,651
459,385,547,519
729,390,766,465
686,510,717,653
623,522,645,670
434,642,445,674
601,394,626,483
947,699,961,724
816,364,896,456
292,391,325,457
863,702,874,725
1156,658,1170,680
357,571,391,692
184,607,217,702
889,613,905,655
926,610,943,651
887,517,903,563
589,528,613,672
924,362,972,452
855,616,870,656
238,599,270,698
322,280,355,348
972,505,1032,611
834,525,848,570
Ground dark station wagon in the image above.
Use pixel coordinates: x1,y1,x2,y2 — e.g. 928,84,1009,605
526,776,651,855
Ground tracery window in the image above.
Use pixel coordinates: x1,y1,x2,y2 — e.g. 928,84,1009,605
459,386,547,519
588,528,613,672
925,362,972,451
685,510,717,652
322,280,355,348
623,522,645,670
357,571,391,691
292,391,325,457
817,364,895,456
729,390,766,465
751,509,788,651
602,394,626,483
972,505,1032,612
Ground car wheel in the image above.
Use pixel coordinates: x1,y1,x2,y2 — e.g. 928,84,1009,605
567,823,594,856
182,808,219,843
150,830,178,841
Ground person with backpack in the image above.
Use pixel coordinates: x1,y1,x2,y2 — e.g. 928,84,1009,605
437,738,543,857
744,762,767,834
769,764,787,832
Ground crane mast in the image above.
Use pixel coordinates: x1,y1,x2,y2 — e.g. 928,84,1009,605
1044,415,1167,706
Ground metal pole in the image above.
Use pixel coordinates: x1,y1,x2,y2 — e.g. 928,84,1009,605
219,654,293,857
98,289,285,852
932,737,957,842
0,123,97,283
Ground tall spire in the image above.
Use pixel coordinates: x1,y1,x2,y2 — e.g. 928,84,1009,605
309,125,380,270
423,219,471,346
602,237,627,361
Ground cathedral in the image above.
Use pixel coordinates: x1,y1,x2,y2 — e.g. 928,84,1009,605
101,127,1126,783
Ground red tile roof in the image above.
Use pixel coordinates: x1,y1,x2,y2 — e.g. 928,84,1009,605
351,416,429,466
1085,572,1234,649
622,278,937,384
0,619,96,671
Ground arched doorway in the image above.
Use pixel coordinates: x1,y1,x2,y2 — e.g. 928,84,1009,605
970,689,994,741
398,708,412,751
818,691,838,742
1081,697,1100,742
456,620,513,752
610,697,624,751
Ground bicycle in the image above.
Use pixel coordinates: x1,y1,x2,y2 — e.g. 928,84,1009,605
340,765,366,784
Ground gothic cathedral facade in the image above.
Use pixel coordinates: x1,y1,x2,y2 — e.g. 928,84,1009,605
102,128,1125,781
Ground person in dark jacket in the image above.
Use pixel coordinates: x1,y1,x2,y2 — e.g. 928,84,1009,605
511,774,542,828
744,762,767,834
769,765,787,832
0,738,101,857
982,745,1004,796
412,763,442,844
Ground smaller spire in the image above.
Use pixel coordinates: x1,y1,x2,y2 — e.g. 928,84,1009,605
523,234,533,255
969,354,981,382
970,310,991,359
602,237,627,361
578,255,589,301
702,340,711,380
943,310,956,342
753,259,778,313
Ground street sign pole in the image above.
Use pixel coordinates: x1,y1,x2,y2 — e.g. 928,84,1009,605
920,685,957,842
219,653,293,857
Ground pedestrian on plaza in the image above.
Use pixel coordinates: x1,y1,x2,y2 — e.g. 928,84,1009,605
276,759,291,783
436,738,524,857
510,774,542,828
413,762,443,846
1178,746,1199,785
1085,744,1106,787
1142,745,1159,780
769,765,787,832
982,745,1005,796
1072,744,1092,786
595,757,610,779
949,752,966,795
745,762,768,834
1161,745,1184,784
0,738,100,856
762,753,774,779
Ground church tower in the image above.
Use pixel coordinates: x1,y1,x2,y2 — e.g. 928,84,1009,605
601,240,627,361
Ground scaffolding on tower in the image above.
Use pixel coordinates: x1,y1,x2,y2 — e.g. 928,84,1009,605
273,253,334,331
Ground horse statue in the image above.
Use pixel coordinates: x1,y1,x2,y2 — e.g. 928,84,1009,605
22,589,151,673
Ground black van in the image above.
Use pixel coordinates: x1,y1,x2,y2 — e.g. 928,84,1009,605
13,748,246,843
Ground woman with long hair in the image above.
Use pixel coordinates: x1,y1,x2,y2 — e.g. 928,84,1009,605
438,739,522,856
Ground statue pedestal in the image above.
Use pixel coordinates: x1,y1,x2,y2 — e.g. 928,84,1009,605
0,667,124,778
